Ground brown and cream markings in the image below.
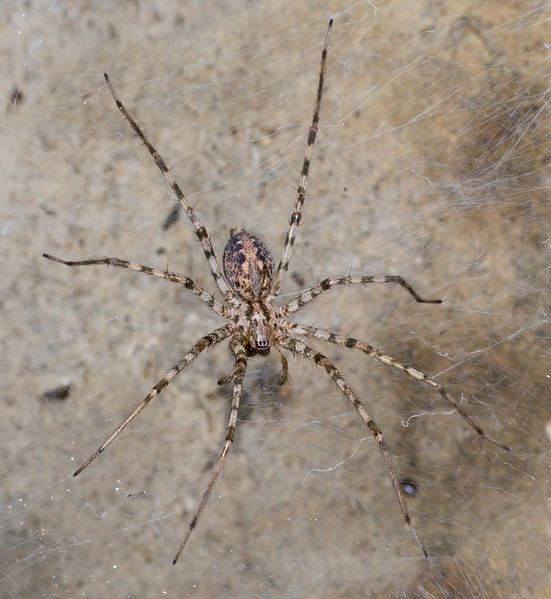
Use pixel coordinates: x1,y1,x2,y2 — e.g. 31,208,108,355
43,19,509,566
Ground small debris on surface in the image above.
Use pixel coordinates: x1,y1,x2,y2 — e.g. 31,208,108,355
7,85,24,111
41,384,73,402
162,204,180,230
399,478,418,497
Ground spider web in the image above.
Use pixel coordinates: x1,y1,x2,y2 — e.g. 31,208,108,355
2,1,550,597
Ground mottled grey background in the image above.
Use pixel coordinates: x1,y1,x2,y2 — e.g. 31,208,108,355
2,1,550,597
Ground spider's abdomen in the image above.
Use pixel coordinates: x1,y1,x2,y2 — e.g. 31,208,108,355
223,230,274,300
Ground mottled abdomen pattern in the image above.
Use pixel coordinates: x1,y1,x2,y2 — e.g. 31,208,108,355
223,230,274,300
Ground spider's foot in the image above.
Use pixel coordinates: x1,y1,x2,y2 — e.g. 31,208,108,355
42,253,64,264
277,372,288,386
485,435,511,452
217,373,231,385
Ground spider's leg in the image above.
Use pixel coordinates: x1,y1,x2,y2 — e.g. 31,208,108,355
43,254,228,318
288,323,510,451
216,371,233,386
73,325,234,477
271,19,333,295
219,348,287,387
279,335,428,558
173,337,247,564
281,275,441,316
103,73,233,300
276,347,289,385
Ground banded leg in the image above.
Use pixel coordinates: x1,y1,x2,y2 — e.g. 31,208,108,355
103,73,233,300
281,275,441,316
73,325,234,477
43,254,228,317
271,19,333,295
279,335,428,558
217,371,233,386
276,347,289,385
173,337,247,564
218,347,288,386
288,323,510,451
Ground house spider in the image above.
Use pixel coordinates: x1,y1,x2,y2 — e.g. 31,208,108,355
43,19,509,564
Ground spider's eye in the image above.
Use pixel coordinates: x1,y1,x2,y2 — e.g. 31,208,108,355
253,337,270,356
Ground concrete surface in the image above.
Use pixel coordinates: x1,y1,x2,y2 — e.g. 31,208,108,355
1,1,550,597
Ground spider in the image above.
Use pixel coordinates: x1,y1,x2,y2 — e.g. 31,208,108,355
43,19,509,564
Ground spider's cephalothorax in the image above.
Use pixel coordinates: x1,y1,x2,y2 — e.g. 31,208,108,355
223,229,275,356
44,18,509,566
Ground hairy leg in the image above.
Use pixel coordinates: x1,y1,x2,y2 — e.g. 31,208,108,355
43,254,228,317
276,347,289,385
218,346,288,386
279,335,428,558
104,73,233,300
73,325,234,477
287,322,510,451
271,19,333,294
281,274,441,316
172,337,247,564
